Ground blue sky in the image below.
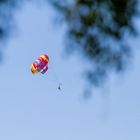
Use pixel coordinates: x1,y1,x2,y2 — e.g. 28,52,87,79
0,2,140,140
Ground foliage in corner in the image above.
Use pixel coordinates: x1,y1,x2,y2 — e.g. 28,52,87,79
49,0,138,91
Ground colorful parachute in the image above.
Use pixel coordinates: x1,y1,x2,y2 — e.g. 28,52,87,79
31,54,49,74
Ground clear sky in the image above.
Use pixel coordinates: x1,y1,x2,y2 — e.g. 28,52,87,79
0,2,140,140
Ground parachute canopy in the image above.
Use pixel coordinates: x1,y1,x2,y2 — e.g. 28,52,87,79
31,54,49,74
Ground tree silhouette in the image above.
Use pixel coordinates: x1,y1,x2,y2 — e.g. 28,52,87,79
0,0,23,59
0,0,139,93
49,0,139,94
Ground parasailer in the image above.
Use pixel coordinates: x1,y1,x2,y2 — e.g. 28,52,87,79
30,54,62,91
